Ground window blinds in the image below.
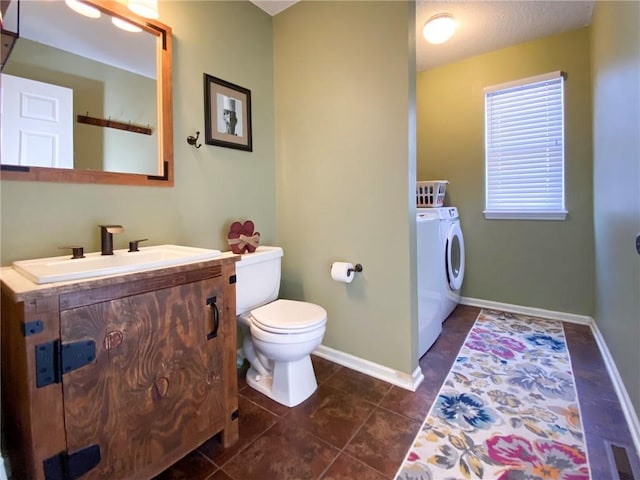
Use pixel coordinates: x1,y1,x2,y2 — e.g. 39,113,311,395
484,71,567,220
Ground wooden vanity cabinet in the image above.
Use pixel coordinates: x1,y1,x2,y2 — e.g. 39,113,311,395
1,257,239,480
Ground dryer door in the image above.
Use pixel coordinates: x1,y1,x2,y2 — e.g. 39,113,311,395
446,222,465,291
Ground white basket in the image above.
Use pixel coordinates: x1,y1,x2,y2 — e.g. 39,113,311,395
416,181,448,207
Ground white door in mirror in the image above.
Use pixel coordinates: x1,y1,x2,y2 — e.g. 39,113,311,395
1,74,73,168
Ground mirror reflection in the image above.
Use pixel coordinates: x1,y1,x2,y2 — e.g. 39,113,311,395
1,0,164,177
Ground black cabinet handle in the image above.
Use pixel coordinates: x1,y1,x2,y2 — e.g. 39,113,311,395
206,296,219,340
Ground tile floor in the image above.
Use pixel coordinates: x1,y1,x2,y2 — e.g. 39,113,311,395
155,305,639,480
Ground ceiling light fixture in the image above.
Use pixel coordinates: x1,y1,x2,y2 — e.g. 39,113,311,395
127,0,159,19
65,0,101,19
112,17,142,33
423,13,457,45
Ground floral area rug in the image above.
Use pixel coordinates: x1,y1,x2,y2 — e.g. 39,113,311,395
395,309,591,480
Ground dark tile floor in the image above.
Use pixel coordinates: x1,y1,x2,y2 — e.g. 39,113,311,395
155,305,639,480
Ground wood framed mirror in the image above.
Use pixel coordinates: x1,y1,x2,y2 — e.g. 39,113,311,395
0,0,173,186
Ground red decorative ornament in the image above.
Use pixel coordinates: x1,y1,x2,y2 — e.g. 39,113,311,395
227,220,261,254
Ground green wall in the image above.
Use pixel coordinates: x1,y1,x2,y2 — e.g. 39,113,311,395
0,1,276,264
417,28,595,316
1,0,419,378
274,1,418,375
591,1,640,416
5,38,157,174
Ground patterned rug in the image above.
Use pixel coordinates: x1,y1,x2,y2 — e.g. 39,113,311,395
395,309,591,480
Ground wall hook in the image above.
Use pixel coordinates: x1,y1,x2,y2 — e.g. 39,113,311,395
187,131,202,149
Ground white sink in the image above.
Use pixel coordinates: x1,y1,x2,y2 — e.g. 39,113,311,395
13,245,222,284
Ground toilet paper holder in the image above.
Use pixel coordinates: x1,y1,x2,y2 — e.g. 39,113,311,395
330,262,363,283
348,264,363,275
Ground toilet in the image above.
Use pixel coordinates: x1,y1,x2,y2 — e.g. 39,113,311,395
234,246,327,407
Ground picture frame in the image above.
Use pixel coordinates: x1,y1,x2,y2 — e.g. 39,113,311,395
204,74,252,151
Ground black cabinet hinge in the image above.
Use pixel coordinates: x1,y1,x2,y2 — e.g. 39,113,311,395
23,320,44,337
231,409,239,421
229,274,237,284
43,444,101,480
35,339,96,388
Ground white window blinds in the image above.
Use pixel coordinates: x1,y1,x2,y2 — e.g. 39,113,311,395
484,71,567,220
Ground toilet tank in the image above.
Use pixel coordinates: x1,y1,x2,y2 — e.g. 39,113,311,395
234,246,283,315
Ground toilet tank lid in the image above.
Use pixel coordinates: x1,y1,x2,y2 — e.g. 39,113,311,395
234,246,283,267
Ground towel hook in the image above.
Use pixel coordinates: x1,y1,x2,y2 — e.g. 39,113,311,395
187,131,202,149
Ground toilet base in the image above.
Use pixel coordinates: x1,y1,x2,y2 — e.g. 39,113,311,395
245,354,318,407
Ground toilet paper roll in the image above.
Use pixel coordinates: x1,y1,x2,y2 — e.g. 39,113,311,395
331,262,354,283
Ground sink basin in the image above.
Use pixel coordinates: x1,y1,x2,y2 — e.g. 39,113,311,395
13,245,222,284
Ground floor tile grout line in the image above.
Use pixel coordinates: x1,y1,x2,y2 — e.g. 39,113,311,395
262,381,394,479
215,397,358,480
221,370,383,480
315,447,393,480
195,449,218,468
322,381,392,408
376,401,433,424
215,419,284,479
304,361,429,478
316,362,343,387
311,405,394,480
202,394,283,471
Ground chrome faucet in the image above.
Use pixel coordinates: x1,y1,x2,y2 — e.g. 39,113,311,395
100,225,124,255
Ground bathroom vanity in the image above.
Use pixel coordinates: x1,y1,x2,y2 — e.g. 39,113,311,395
0,254,239,479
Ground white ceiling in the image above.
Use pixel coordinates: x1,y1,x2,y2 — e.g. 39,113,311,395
250,0,300,16
251,0,595,72
9,0,156,78
12,0,594,77
416,1,595,71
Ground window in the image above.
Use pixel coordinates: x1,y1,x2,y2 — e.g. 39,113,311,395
484,71,567,220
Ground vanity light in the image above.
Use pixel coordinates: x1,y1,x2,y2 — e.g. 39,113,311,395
112,17,142,33
423,13,457,45
127,0,159,19
65,0,101,19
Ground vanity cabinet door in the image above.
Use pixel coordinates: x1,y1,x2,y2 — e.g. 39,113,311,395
59,277,227,479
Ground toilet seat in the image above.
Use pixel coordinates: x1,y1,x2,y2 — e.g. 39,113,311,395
250,299,327,334
250,321,326,345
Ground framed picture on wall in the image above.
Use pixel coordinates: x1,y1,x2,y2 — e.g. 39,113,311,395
204,74,253,151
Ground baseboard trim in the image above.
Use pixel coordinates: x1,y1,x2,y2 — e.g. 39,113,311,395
460,296,593,325
314,344,424,392
460,296,640,458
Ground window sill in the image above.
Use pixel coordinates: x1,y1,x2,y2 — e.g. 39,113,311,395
483,210,568,220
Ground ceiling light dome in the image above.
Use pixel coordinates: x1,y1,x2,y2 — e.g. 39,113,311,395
112,17,142,32
65,0,101,19
128,0,159,19
423,14,457,45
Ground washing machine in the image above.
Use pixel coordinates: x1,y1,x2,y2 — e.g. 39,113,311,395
416,207,465,358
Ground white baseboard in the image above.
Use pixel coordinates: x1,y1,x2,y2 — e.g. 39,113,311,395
461,296,640,458
460,296,593,325
313,344,424,392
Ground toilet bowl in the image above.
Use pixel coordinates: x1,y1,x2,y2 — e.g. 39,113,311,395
233,246,327,407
